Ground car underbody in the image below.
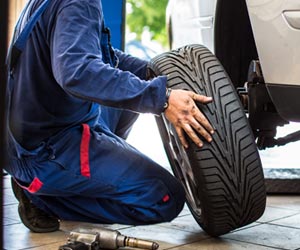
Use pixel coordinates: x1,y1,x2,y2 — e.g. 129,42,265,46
214,0,300,149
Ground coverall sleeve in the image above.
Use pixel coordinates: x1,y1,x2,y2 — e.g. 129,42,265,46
50,0,166,115
114,49,149,81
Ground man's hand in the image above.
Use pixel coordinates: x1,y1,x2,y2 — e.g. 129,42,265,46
164,89,214,148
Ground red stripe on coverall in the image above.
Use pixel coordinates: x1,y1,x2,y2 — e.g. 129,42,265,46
15,177,43,193
80,124,91,177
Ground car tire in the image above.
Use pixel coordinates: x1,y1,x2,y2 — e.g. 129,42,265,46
148,44,266,236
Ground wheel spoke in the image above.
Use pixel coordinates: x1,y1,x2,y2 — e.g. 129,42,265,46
162,115,202,216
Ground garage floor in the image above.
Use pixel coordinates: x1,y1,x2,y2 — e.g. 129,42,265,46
3,173,300,250
3,115,300,250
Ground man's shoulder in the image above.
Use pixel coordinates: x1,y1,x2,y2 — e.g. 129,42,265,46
53,0,103,12
46,0,103,25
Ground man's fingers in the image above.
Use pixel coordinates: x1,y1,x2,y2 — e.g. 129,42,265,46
191,92,213,104
190,119,213,143
182,124,204,148
194,111,214,135
175,127,188,149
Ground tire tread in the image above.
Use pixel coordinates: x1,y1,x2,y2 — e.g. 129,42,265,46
149,44,266,236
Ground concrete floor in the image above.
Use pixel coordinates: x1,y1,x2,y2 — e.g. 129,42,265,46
3,115,300,250
3,174,300,250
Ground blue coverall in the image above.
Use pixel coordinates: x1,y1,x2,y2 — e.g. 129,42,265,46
5,0,185,225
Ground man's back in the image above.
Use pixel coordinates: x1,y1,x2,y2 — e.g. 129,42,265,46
9,0,104,149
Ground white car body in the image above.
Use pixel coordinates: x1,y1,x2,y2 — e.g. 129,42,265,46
167,0,300,86
166,0,216,52
247,0,300,86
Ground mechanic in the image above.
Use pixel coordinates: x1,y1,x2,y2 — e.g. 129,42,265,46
5,0,214,233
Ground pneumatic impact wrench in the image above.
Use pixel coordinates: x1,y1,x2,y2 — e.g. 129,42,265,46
59,227,159,250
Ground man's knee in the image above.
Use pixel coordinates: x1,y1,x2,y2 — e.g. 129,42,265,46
158,182,185,222
137,179,186,224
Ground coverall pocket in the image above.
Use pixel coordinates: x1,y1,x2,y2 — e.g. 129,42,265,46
44,124,91,178
22,158,93,196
